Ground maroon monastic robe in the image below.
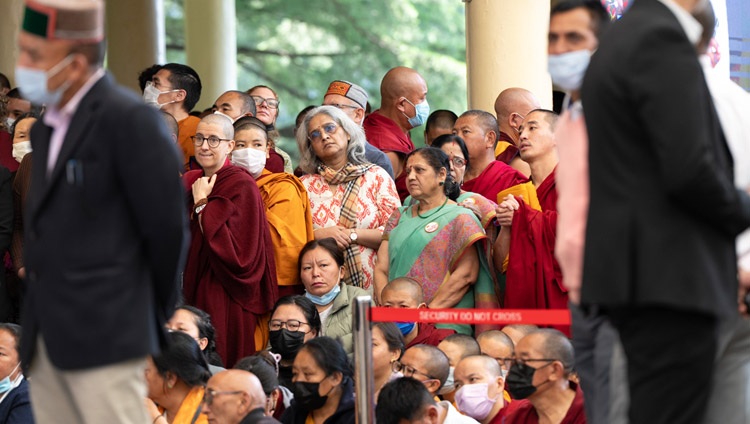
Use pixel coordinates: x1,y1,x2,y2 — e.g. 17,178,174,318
495,131,520,165
461,160,528,204
502,382,586,424
406,322,455,349
504,168,567,333
363,110,414,201
183,162,278,367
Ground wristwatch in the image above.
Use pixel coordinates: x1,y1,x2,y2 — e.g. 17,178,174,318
193,198,208,217
349,229,358,244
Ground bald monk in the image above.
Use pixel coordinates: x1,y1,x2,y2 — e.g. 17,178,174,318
438,334,481,402
453,110,527,203
203,369,280,424
501,324,538,348
379,277,455,348
364,66,429,201
160,110,180,145
504,329,586,424
454,355,513,423
477,330,515,376
494,110,567,334
494,88,542,177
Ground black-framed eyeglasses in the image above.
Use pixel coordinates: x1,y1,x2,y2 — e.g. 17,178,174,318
392,361,435,380
202,389,243,406
192,134,231,148
451,156,466,169
269,319,310,332
328,103,360,111
308,122,339,143
251,95,280,109
512,357,557,368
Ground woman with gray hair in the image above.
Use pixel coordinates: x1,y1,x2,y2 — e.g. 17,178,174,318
296,106,400,292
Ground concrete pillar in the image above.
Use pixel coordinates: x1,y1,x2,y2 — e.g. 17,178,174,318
465,0,552,111
184,0,237,111
0,0,25,85
105,0,164,94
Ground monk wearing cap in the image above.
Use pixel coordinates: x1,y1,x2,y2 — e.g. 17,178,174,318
322,80,394,179
16,0,188,422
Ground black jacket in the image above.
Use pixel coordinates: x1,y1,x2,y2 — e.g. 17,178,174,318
580,0,750,316
21,73,189,370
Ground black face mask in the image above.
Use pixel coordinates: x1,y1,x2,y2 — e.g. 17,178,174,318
292,380,329,411
505,362,549,399
269,329,305,360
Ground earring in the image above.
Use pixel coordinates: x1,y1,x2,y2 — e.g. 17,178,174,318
439,181,445,186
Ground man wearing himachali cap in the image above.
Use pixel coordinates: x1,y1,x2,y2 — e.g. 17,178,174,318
15,0,188,422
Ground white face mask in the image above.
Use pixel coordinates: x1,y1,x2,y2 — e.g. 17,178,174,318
12,141,32,163
548,49,592,92
438,366,456,395
15,54,75,107
142,81,179,109
213,110,237,123
231,148,267,178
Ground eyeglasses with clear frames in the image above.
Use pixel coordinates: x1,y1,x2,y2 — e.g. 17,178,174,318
192,134,231,148
308,122,339,143
251,95,280,109
451,156,466,168
391,361,435,380
268,319,310,332
202,389,244,406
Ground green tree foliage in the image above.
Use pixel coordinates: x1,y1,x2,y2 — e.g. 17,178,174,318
164,0,467,163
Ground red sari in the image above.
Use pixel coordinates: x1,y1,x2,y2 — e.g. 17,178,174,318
183,163,278,367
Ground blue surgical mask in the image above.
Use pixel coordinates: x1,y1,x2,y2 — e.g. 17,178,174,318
396,321,415,336
0,362,20,394
305,283,341,306
15,54,75,107
403,98,430,128
548,50,592,92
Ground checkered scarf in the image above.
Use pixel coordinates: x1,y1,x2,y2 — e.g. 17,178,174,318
318,162,374,288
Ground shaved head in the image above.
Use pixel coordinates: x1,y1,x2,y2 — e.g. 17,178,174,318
200,113,235,140
382,277,425,304
502,324,538,347
530,329,575,373
439,334,481,366
204,370,267,422
477,330,514,353
159,110,179,142
494,88,542,143
458,355,503,379
381,66,427,103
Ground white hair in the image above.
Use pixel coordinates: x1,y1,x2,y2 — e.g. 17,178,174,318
296,105,367,174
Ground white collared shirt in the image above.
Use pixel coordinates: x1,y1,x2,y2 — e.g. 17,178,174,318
657,0,703,45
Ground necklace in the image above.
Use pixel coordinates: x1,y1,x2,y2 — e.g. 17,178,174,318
417,197,448,219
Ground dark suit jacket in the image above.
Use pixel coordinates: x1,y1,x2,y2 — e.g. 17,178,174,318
21,73,189,370
580,0,750,316
0,378,34,423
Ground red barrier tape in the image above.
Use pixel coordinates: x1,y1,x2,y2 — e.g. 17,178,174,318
369,307,571,325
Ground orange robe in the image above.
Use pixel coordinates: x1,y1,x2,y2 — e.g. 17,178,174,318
255,169,314,297
177,115,200,169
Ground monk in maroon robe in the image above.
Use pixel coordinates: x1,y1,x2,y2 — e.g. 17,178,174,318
182,114,278,367
364,66,428,202
453,111,527,204
495,110,567,333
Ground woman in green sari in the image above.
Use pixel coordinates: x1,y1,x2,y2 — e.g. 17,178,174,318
374,147,499,335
